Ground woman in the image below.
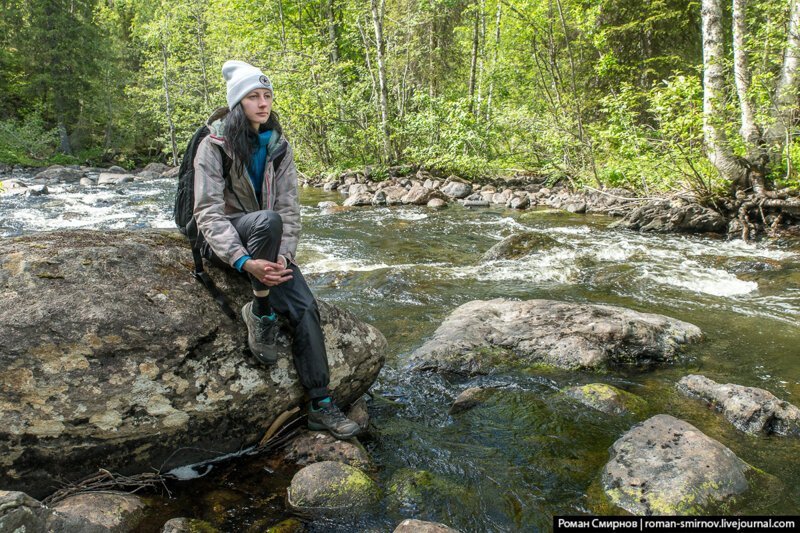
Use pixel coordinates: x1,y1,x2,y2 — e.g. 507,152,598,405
193,60,360,439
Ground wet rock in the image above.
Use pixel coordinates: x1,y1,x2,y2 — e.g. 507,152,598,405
449,387,494,415
0,229,386,498
386,469,468,512
80,177,97,187
162,166,180,179
463,193,490,208
394,519,461,533
317,201,338,209
282,430,371,469
136,170,161,181
348,183,370,196
202,489,245,524
50,491,147,532
481,232,559,261
286,461,378,514
441,178,472,199
380,185,409,206
401,184,444,205
677,375,800,436
144,162,172,175
343,192,374,207
0,490,50,532
509,195,530,209
161,517,220,532
263,518,304,533
427,197,447,208
322,181,339,191
602,415,752,515
97,172,135,185
612,199,727,234
563,200,587,214
409,298,701,374
563,383,646,416
107,165,127,173
25,184,49,196
491,189,512,205
346,396,370,429
33,166,85,183
371,190,387,205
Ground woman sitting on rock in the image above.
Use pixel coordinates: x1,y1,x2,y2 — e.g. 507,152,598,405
193,60,360,439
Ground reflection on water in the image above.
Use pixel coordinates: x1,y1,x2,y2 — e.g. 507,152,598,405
3,181,800,529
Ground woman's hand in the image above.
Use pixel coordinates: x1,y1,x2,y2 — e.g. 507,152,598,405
243,259,293,286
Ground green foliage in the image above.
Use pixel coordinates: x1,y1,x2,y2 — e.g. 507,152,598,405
0,0,796,193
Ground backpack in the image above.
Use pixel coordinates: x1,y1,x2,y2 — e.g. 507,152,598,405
174,125,236,320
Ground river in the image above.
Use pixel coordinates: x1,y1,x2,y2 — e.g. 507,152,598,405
2,176,799,531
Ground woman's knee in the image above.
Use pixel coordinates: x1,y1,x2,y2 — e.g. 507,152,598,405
252,210,282,239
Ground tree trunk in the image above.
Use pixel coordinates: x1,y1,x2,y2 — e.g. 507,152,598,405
277,0,287,50
161,38,178,166
701,0,749,186
54,92,73,155
326,0,345,120
486,1,501,121
765,0,800,145
193,5,210,111
732,0,760,152
370,0,392,162
468,3,479,115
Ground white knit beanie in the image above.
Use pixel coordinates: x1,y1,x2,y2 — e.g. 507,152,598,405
222,60,273,109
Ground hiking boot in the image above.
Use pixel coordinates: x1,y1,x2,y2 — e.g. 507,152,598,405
242,301,278,365
307,399,362,439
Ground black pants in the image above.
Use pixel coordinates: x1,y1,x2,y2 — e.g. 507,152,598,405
226,210,330,399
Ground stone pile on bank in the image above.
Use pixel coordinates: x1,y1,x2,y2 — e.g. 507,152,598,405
0,162,176,195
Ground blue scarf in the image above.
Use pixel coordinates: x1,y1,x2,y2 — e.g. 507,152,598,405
246,130,272,202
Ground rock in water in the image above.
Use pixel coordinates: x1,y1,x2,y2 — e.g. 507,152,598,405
563,383,646,416
0,229,386,498
481,232,559,261
612,199,727,234
49,492,147,532
677,375,800,436
286,461,378,514
394,519,461,532
409,298,701,374
602,415,752,515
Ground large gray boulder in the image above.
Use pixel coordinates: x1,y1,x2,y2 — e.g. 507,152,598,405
49,492,147,532
33,165,85,183
677,375,800,436
409,299,701,374
602,415,753,515
0,229,386,498
612,198,727,234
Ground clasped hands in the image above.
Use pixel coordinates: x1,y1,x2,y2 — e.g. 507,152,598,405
243,257,293,286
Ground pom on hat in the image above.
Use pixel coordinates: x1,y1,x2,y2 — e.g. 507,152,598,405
222,60,273,109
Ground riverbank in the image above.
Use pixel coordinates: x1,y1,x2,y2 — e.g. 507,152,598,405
3,162,798,242
302,165,800,243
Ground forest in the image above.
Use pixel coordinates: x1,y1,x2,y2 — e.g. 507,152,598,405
1,0,798,198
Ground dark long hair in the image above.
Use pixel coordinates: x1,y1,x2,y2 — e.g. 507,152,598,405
225,104,283,174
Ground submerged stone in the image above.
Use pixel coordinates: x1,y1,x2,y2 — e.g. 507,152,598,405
386,468,470,513
449,386,495,415
602,415,752,515
481,232,559,261
677,375,800,436
409,298,701,375
394,518,461,532
161,517,219,533
286,461,378,514
563,383,647,416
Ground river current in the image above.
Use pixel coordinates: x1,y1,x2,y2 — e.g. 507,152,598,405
2,176,799,530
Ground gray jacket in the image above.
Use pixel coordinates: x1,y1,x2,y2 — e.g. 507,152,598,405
193,108,300,267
